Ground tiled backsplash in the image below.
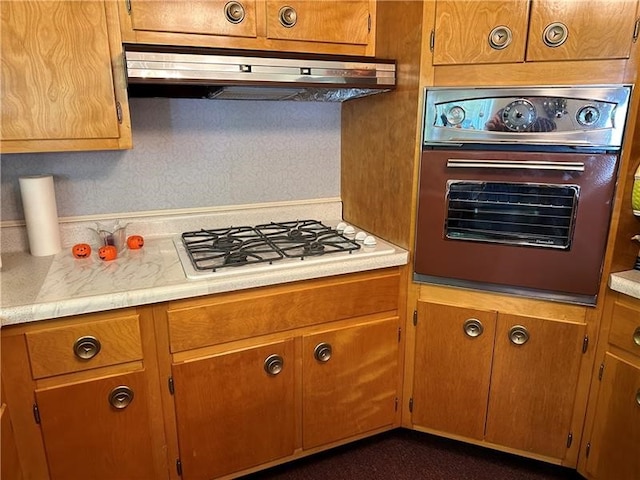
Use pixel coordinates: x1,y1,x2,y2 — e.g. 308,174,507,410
0,98,341,222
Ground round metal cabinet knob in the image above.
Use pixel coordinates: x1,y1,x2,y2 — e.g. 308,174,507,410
488,25,513,50
264,354,284,376
543,22,568,48
224,1,245,24
314,342,332,362
109,386,134,409
73,336,101,360
633,326,640,347
509,325,530,345
279,6,297,28
463,318,484,338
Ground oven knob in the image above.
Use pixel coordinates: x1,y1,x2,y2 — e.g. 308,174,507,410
446,105,466,126
336,222,347,233
355,231,367,242
363,235,377,246
502,99,537,132
577,105,600,127
343,225,356,237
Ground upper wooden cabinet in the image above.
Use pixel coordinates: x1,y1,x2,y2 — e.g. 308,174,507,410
0,1,131,154
120,0,376,56
431,0,640,65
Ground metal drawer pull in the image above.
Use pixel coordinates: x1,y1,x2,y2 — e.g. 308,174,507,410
636,389,640,407
109,386,134,409
633,326,640,347
314,342,332,362
488,25,512,50
446,159,585,172
264,354,284,376
509,325,530,345
463,318,484,338
73,336,101,360
224,1,245,24
279,6,297,28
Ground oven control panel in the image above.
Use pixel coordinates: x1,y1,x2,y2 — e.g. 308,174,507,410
423,85,631,149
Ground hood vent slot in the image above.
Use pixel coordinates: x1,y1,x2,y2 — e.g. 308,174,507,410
124,44,395,102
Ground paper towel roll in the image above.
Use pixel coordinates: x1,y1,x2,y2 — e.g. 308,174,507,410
19,175,62,256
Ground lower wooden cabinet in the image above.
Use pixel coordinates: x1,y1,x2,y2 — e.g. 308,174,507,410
1,400,24,480
411,297,587,462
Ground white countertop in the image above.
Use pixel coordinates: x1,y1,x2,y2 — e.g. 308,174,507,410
0,203,409,326
609,269,640,300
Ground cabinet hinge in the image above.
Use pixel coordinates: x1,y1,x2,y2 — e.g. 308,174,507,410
585,442,591,458
566,432,573,448
176,459,183,476
116,101,123,124
395,397,398,412
168,376,175,395
598,363,605,381
367,14,371,33
633,17,640,42
125,0,132,14
32,403,41,424
430,30,435,52
409,397,414,413
398,327,402,342
413,310,418,326
582,335,589,354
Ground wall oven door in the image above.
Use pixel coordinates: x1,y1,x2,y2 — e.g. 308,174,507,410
414,149,619,305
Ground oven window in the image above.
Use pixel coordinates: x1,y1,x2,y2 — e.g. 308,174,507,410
445,181,579,249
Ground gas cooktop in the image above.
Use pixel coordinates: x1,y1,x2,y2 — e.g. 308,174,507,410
174,219,396,280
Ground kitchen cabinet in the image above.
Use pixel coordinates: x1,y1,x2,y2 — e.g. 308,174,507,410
431,0,639,65
411,299,586,462
119,0,376,56
0,308,167,480
580,292,640,480
0,0,131,154
1,397,24,480
158,269,402,479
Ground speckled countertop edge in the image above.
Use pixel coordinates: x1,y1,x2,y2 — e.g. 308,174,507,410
608,269,640,300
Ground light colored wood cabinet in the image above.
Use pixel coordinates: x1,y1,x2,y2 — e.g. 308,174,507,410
0,308,167,480
120,0,376,56
411,299,587,462
0,0,131,154
580,292,640,480
431,0,639,66
158,269,402,479
1,400,24,480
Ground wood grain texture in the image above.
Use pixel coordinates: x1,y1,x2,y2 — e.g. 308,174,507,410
302,317,399,449
172,339,296,480
608,295,640,357
527,0,638,61
432,0,529,65
485,314,586,460
1,402,24,480
26,314,143,379
411,301,496,440
167,269,400,352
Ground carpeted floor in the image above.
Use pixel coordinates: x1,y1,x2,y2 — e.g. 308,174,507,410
241,429,584,480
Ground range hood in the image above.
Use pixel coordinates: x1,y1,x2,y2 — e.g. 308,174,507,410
124,44,396,102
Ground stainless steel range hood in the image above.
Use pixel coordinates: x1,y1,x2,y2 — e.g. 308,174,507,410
124,44,396,102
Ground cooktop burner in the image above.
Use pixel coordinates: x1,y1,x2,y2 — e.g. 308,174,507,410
181,220,360,272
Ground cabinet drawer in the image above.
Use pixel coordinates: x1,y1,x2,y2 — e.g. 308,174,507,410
26,315,143,379
608,297,640,358
167,270,400,352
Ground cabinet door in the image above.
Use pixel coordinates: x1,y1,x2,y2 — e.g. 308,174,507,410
485,314,585,459
266,1,371,47
127,0,258,38
584,353,640,480
411,301,496,440
1,403,24,480
35,370,160,480
527,0,639,61
302,317,398,449
172,339,295,480
0,1,127,153
432,0,529,65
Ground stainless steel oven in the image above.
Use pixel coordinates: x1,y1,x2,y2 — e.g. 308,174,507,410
414,85,632,305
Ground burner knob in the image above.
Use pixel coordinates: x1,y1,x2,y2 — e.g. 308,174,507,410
343,225,356,237
336,222,347,233
355,231,367,242
363,235,377,246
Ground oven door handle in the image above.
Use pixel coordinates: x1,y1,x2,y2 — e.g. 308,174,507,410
446,159,585,172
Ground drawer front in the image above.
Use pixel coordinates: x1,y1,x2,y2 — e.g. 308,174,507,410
608,297,640,358
26,315,143,379
167,270,400,352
